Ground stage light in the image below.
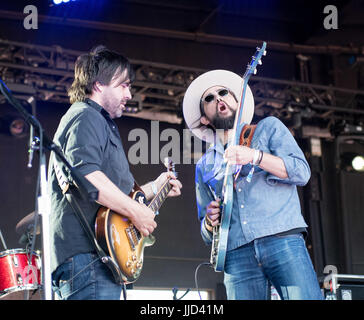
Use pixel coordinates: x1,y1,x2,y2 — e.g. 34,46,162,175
9,118,27,137
0,116,29,138
340,152,364,172
52,0,76,5
352,155,364,172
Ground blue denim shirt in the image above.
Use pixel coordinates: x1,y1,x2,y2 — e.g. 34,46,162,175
195,116,310,251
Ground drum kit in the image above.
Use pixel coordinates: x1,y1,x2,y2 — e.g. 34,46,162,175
0,211,43,300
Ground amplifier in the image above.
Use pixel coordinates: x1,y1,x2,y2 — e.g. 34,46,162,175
321,274,364,300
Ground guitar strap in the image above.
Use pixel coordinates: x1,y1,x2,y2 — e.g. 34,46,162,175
239,124,257,147
129,180,143,195
233,124,257,183
52,153,124,286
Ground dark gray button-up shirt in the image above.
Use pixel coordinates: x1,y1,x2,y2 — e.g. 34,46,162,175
48,99,134,273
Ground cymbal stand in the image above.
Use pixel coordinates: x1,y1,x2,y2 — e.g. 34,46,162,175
0,78,99,301
0,80,52,300
0,228,8,251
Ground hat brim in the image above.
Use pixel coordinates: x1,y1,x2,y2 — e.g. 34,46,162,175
183,70,255,143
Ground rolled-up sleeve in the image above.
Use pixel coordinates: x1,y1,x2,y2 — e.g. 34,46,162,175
195,162,214,244
264,117,311,186
63,111,107,177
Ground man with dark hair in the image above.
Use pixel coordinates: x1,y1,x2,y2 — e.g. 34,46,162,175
183,70,323,300
49,46,182,300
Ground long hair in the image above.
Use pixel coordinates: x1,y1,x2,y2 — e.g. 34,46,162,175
68,45,135,104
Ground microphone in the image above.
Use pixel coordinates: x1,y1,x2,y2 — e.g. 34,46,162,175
27,125,34,168
27,136,40,169
27,96,36,169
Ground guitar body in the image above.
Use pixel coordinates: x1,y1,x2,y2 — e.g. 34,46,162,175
95,190,155,283
95,158,175,283
210,174,234,271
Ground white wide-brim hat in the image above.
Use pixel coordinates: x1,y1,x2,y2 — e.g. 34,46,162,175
182,69,255,143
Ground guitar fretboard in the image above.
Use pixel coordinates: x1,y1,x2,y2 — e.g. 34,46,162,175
148,180,172,213
131,177,173,243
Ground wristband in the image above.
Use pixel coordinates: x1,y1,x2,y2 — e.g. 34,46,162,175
257,150,263,166
251,149,260,165
205,215,213,227
204,217,213,232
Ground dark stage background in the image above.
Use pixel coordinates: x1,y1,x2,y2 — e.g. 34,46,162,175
0,0,364,299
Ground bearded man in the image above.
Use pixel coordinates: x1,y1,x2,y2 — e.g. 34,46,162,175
183,70,323,300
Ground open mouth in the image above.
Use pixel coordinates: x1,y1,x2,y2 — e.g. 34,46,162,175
218,102,229,114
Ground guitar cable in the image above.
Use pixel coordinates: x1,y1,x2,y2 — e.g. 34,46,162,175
171,261,212,300
194,261,212,300
121,283,127,300
172,287,190,300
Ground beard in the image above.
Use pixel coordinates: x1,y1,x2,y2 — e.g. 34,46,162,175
211,110,236,130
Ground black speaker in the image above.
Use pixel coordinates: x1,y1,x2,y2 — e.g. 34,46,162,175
320,274,364,300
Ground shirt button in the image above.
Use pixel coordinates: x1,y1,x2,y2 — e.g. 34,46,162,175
238,188,242,192
243,221,247,225
240,204,244,208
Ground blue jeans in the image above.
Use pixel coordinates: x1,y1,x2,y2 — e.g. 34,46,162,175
52,252,123,300
224,233,324,300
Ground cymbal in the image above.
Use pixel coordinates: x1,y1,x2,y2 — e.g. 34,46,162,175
16,211,40,235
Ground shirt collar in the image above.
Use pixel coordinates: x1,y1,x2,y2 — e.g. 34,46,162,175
208,122,251,154
209,141,225,154
85,98,112,120
84,98,102,112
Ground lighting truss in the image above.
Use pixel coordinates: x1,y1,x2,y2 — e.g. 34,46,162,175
1,38,364,131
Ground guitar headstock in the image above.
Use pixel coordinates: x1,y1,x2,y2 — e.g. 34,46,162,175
244,42,267,79
163,157,176,176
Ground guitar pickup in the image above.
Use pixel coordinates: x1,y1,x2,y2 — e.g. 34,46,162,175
125,226,141,251
125,227,136,250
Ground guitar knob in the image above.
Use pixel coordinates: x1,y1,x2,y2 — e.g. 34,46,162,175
126,261,131,268
132,255,137,261
136,261,142,269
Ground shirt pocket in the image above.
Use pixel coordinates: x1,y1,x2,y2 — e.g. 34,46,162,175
108,134,120,149
103,134,120,165
104,134,134,194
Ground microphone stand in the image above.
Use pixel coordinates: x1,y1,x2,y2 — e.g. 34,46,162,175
0,79,99,300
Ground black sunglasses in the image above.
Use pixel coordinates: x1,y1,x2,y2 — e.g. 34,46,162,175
203,88,229,103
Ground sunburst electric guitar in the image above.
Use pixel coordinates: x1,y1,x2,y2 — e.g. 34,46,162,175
95,158,176,283
210,42,267,272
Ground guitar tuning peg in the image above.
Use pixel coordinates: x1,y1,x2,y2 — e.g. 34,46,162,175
253,69,257,75
256,47,260,50
258,60,262,65
263,50,267,56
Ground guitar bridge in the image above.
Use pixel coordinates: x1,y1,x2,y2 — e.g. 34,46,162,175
125,225,141,250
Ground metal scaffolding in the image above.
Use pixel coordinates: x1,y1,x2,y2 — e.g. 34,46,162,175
1,38,364,135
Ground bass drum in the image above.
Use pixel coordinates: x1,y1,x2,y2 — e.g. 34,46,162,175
0,249,42,300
